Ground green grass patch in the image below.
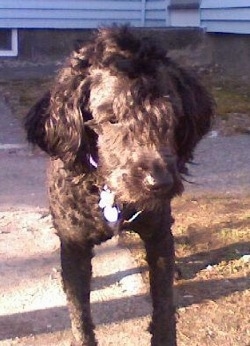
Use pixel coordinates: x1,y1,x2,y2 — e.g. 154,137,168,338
0,78,52,119
213,85,250,117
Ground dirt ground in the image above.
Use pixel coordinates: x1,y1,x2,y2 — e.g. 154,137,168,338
0,67,249,345
121,193,250,346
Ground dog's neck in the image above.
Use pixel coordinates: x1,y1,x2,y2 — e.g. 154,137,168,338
89,154,143,227
99,185,120,223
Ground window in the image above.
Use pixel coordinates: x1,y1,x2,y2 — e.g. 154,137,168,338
0,29,18,57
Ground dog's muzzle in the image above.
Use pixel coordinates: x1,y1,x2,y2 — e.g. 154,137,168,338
143,172,174,194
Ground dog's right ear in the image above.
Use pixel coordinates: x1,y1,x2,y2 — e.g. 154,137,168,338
24,77,96,171
24,43,98,171
24,91,51,153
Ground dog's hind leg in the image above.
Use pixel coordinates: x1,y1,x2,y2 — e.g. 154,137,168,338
60,241,97,346
142,208,177,346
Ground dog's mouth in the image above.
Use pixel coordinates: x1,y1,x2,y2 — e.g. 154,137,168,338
106,170,183,209
143,173,174,194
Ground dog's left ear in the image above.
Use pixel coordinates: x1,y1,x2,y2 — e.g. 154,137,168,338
171,66,215,163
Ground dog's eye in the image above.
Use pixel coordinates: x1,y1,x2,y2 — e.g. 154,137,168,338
109,116,118,124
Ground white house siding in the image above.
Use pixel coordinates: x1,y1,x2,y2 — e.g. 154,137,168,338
168,0,201,27
201,0,250,34
145,0,170,27
0,0,169,29
170,9,200,27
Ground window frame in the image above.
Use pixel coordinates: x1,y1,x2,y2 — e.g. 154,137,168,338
0,29,18,57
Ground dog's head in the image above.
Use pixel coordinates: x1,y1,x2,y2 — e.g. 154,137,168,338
25,26,214,209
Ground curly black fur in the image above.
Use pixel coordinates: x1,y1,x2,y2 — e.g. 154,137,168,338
25,26,214,346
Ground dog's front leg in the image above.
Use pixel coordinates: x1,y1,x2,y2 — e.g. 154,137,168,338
60,241,97,346
143,210,177,346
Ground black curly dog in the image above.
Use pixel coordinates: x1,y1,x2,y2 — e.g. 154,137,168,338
25,26,214,346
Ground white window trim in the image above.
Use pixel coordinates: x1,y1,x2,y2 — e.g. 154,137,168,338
0,29,18,57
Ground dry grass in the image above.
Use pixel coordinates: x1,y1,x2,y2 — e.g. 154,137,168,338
0,78,52,119
212,82,250,117
120,194,250,345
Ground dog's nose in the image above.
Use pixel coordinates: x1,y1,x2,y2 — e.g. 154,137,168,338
144,173,174,192
137,155,177,193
